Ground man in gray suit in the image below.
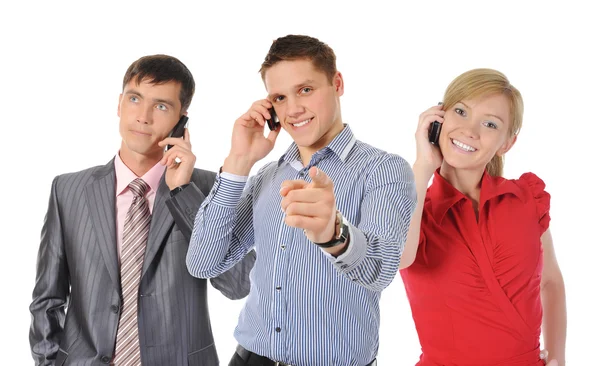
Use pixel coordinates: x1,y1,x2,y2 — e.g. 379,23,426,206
29,54,255,366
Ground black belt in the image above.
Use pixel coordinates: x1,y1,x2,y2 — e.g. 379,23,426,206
235,345,377,366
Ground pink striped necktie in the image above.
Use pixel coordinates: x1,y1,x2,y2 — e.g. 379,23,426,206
113,178,151,365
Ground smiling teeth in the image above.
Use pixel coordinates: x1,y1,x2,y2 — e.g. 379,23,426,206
293,119,310,127
452,139,476,152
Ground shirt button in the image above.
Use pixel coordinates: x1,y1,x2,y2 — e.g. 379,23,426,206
276,286,281,290
101,356,111,363
275,327,281,333
110,305,119,314
280,245,285,250
341,264,349,269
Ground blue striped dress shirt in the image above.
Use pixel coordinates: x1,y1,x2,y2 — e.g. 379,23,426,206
187,125,417,366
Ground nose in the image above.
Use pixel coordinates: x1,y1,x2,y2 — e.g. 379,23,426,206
462,118,480,139
137,104,153,125
285,97,305,121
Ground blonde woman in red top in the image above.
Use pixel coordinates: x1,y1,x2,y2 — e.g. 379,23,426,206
399,69,566,366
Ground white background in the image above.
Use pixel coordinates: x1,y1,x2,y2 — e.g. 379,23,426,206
1,1,597,365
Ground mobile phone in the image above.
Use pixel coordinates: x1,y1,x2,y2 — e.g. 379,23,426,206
266,107,280,131
428,121,442,146
166,115,189,151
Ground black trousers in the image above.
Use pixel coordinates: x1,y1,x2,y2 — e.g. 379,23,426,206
228,346,377,366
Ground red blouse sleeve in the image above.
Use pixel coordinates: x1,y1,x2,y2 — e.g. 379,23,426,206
518,172,551,234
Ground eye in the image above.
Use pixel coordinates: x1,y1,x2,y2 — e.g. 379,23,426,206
129,96,139,103
483,121,498,129
300,87,312,94
454,108,466,117
156,104,167,111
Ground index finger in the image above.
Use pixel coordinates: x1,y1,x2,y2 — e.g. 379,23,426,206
280,179,309,196
253,99,273,120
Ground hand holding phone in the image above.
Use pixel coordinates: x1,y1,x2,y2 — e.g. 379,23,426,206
166,115,189,151
414,104,444,176
224,100,280,176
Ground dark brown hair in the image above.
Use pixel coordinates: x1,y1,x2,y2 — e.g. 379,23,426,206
260,35,337,83
122,54,195,112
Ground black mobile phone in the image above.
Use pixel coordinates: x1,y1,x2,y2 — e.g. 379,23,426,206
166,115,189,150
428,121,442,145
266,107,280,131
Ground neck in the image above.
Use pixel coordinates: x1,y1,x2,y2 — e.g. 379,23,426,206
298,121,344,166
119,143,161,177
439,162,486,204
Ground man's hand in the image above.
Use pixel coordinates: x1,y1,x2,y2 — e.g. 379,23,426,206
158,128,195,190
281,167,341,249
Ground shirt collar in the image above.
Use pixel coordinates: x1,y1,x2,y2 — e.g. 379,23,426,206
114,152,165,196
429,168,526,224
279,124,357,167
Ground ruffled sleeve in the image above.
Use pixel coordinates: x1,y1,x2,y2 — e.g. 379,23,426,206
518,172,551,234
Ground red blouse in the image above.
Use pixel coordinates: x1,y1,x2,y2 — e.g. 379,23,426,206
400,169,551,366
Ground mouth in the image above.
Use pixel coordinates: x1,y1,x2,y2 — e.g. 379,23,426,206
289,117,314,129
451,138,477,152
130,130,151,136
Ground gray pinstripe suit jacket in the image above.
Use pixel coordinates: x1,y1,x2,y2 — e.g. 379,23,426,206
29,159,255,366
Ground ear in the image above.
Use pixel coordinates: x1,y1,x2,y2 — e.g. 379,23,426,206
333,71,344,97
496,134,517,156
117,94,122,117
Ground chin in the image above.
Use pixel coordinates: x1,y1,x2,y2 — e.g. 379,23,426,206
442,154,476,171
292,134,319,148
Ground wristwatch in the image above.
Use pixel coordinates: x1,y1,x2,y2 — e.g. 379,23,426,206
313,211,349,248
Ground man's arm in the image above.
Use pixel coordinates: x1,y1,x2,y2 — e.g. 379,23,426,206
186,171,259,279
165,171,256,299
29,176,70,365
281,155,417,292
186,99,280,280
325,155,417,291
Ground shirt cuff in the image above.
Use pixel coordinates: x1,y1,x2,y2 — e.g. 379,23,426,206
211,174,248,207
322,224,367,273
219,171,248,183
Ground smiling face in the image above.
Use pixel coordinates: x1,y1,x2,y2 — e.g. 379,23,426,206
264,59,344,158
117,78,183,163
440,93,516,173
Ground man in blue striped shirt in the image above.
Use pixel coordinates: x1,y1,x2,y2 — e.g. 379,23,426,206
187,35,417,366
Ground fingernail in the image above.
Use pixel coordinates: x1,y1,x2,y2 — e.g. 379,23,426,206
315,168,320,176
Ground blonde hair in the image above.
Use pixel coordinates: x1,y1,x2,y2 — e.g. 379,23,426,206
442,68,523,177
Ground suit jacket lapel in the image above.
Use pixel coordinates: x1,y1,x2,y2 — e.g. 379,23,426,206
142,175,174,279
86,159,120,290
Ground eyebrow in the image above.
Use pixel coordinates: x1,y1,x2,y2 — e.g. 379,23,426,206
457,100,505,124
267,79,317,100
125,90,177,109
